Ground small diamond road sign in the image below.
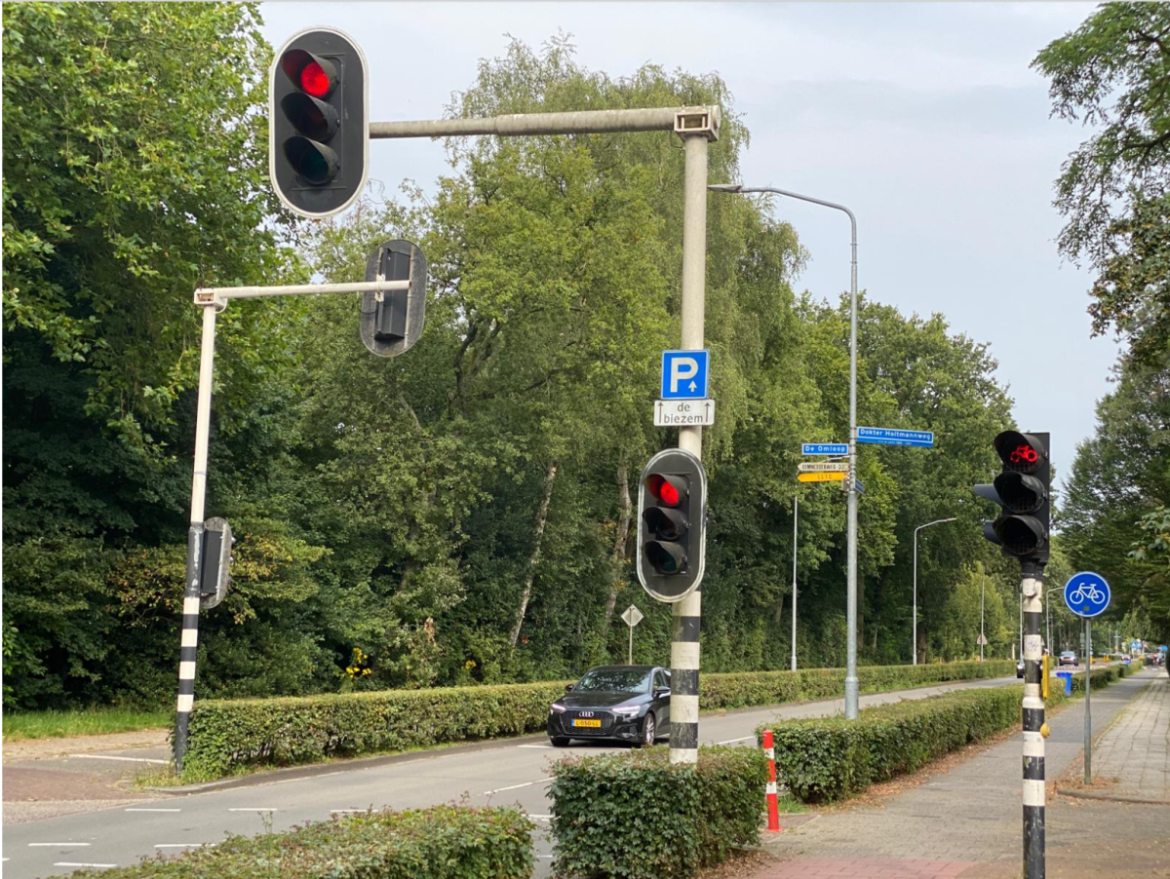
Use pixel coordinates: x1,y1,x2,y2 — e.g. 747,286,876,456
802,443,848,456
621,605,644,628
856,427,934,448
798,462,850,473
661,350,710,400
654,398,715,426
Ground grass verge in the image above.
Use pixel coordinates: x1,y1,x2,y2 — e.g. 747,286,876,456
2,707,170,741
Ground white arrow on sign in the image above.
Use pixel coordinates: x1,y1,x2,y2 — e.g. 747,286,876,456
621,605,644,628
654,399,715,427
797,461,850,473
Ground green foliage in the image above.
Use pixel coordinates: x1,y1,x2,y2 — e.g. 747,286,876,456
548,746,765,879
67,805,533,879
3,706,170,740
182,661,1012,780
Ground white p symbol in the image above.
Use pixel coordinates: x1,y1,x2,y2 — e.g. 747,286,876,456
670,357,698,393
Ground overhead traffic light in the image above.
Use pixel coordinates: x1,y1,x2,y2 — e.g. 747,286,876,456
636,448,707,602
974,430,1050,565
270,28,368,218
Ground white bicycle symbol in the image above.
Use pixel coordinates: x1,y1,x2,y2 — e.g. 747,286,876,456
1069,583,1105,605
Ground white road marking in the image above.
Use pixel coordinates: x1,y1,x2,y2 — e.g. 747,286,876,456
126,807,182,812
527,814,553,820
715,735,756,745
517,744,553,749
484,780,536,795
228,807,278,812
69,754,169,764
30,843,90,847
53,864,116,869
537,855,554,860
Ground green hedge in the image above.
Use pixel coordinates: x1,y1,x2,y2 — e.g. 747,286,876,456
548,746,765,879
69,805,533,879
183,660,1015,780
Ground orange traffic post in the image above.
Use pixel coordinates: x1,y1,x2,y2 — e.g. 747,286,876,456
762,730,782,832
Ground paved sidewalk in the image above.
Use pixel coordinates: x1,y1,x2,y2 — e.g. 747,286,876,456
750,670,1164,879
1079,672,1169,803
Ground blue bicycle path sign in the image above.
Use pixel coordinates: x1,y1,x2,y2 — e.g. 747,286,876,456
1063,572,1111,618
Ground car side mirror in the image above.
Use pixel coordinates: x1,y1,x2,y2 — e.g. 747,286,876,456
655,687,670,699
565,684,574,692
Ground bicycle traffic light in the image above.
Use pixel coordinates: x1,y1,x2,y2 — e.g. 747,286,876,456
198,517,234,611
974,430,1050,564
270,28,368,218
359,239,428,358
636,448,707,602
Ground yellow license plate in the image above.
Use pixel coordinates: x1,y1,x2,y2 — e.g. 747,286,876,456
572,719,602,728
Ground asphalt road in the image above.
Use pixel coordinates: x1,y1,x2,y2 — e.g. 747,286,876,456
1,673,1026,878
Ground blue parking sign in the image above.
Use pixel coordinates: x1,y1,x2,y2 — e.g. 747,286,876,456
661,350,710,400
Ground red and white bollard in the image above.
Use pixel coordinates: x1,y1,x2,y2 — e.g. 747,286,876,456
762,729,782,832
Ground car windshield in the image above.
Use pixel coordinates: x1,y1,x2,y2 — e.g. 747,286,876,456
575,669,651,693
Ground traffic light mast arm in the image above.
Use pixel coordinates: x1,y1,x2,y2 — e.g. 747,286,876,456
194,278,409,308
369,105,720,139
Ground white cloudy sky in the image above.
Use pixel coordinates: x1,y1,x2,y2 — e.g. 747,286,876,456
260,2,1118,486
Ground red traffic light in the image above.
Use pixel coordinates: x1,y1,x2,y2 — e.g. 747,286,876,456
281,49,337,99
993,430,1045,474
1010,444,1038,467
646,473,686,507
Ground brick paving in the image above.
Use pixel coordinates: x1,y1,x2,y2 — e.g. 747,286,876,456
749,670,1164,879
1087,673,1169,802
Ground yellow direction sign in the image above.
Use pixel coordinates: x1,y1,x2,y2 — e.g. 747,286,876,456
798,471,847,483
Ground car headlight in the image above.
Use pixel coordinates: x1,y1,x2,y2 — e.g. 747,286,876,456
612,705,641,718
549,702,567,715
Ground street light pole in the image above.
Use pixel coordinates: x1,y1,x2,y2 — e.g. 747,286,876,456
792,495,799,672
709,183,859,716
912,518,957,665
981,571,985,663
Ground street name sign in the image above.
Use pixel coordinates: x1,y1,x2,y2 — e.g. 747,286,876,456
856,427,934,448
661,350,710,400
654,398,715,427
798,471,847,483
621,605,644,628
798,462,850,473
1063,571,1111,618
802,443,848,456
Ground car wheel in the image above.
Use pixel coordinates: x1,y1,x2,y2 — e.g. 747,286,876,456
637,713,656,748
550,736,571,747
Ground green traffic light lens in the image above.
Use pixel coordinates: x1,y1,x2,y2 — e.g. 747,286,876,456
282,136,339,185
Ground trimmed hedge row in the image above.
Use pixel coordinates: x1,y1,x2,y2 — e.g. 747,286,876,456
756,664,1134,803
548,746,766,879
183,660,1015,779
69,805,533,879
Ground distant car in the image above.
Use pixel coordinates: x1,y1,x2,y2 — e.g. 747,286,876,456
1016,659,1025,678
1059,651,1078,667
547,665,670,748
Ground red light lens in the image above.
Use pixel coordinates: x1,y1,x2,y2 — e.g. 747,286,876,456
648,475,681,506
1010,444,1038,466
300,61,331,97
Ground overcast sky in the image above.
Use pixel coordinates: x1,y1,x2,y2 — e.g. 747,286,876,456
261,2,1117,488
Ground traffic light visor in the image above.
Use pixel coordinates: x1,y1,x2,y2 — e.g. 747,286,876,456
993,430,1045,474
646,540,686,574
642,507,688,541
994,471,1046,513
280,93,339,142
646,473,686,506
281,50,338,98
995,515,1047,556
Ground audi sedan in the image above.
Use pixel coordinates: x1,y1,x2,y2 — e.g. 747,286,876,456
547,665,670,748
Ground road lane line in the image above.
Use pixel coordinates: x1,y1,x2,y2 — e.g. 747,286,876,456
527,814,553,820
30,843,91,847
715,735,756,745
484,781,537,795
53,864,116,869
518,744,553,749
330,808,365,813
68,754,169,764
125,807,182,812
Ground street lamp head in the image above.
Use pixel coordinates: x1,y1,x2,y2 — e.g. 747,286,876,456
707,183,744,193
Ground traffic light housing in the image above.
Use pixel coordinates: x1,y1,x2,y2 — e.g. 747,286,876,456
199,517,234,611
974,430,1050,565
359,239,428,358
270,28,368,218
636,448,707,602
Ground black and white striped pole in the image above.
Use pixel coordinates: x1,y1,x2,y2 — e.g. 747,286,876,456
1021,562,1046,879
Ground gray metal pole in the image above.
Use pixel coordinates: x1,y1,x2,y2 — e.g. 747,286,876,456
707,183,858,716
981,571,985,663
173,304,218,773
913,529,919,666
669,131,709,767
369,106,717,139
628,623,634,666
1021,565,1046,879
1084,619,1092,784
792,495,798,672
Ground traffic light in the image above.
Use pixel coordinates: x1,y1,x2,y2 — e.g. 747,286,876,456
199,517,234,611
359,239,428,357
270,28,368,218
974,430,1050,564
636,448,707,602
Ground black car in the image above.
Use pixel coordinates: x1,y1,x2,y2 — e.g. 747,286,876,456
547,665,670,748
